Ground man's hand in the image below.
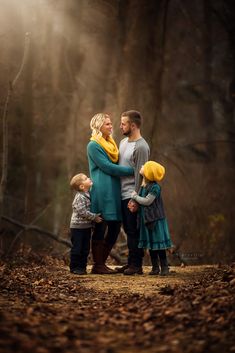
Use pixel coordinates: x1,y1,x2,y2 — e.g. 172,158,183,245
128,199,139,213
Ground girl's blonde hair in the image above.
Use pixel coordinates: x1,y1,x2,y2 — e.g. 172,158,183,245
90,113,110,138
70,173,86,191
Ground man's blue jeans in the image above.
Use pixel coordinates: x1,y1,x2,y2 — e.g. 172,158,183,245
121,199,144,268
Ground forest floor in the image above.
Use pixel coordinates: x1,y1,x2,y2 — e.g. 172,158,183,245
0,255,234,353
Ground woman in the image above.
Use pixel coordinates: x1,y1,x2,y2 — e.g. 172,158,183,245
87,113,134,274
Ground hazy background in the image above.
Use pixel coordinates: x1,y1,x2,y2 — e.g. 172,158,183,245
1,0,235,263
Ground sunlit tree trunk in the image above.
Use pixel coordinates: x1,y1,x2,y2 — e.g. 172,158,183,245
22,43,35,224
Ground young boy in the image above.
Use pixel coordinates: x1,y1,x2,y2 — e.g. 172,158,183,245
70,173,102,275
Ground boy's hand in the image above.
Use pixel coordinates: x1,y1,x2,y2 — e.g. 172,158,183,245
95,215,103,223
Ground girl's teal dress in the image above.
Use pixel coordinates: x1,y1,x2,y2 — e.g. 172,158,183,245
138,183,172,250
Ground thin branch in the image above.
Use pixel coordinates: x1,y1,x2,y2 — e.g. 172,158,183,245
12,32,30,87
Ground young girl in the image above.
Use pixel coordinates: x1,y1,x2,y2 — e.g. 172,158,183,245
131,161,172,276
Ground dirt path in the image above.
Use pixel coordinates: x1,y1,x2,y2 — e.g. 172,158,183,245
80,265,212,295
0,260,234,353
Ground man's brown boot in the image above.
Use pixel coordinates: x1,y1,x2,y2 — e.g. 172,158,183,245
114,264,129,273
123,266,143,275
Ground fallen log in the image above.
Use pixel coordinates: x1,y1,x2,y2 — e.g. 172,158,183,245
2,215,71,247
1,215,123,263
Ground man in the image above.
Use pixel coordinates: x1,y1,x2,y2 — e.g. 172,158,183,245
118,110,150,275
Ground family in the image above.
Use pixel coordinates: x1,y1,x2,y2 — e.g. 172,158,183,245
69,110,172,276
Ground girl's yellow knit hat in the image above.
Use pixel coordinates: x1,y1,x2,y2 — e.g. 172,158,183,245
143,161,165,182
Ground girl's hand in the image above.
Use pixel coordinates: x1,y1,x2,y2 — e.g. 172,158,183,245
131,191,137,198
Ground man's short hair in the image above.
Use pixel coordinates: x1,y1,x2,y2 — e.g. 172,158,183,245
121,110,142,128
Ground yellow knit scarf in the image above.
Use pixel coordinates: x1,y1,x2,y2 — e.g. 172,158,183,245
90,135,119,163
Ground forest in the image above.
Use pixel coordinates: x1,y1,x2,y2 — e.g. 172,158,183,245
0,1,235,352
0,0,235,262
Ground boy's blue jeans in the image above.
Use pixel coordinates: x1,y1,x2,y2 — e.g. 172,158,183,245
121,199,144,268
70,228,91,271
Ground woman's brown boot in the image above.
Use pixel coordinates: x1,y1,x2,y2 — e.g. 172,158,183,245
91,240,115,274
102,242,118,274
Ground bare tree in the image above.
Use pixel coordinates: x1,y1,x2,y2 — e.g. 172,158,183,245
0,33,30,225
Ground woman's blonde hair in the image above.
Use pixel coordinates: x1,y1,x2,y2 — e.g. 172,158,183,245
70,173,86,191
90,113,110,138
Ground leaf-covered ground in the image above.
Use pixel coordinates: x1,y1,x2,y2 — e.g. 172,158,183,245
0,256,234,353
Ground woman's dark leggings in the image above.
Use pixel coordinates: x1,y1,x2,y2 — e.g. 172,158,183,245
92,220,121,247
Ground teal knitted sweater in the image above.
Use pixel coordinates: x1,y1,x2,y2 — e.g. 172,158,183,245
87,141,134,221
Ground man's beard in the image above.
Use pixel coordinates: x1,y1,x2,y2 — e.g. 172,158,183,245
123,128,131,136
